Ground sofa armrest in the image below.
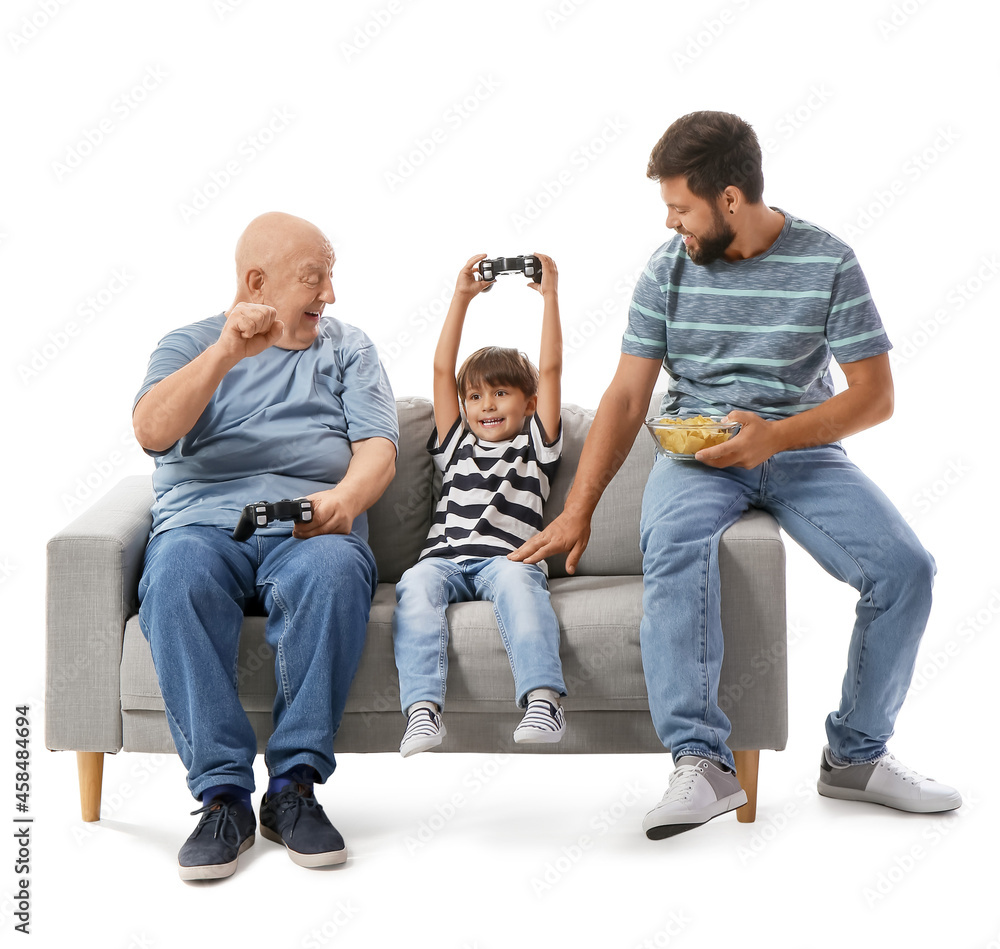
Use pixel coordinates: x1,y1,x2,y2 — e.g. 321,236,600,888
718,509,788,750
45,476,154,753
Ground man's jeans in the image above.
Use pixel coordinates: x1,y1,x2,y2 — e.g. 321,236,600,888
138,526,376,800
392,556,567,713
639,444,935,772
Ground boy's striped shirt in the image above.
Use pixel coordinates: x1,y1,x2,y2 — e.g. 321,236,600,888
419,415,561,571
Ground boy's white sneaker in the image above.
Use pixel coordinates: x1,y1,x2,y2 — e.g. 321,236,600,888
817,746,962,812
642,756,747,840
400,705,446,758
513,698,566,744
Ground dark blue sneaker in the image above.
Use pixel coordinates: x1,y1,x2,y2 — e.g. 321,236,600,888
178,795,256,881
259,783,347,868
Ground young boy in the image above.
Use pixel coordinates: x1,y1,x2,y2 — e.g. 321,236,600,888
392,252,568,757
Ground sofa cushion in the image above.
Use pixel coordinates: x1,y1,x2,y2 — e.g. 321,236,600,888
120,578,650,718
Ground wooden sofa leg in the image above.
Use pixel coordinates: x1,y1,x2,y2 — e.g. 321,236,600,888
77,752,104,822
733,749,759,823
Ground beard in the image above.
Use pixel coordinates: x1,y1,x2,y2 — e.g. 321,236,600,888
685,204,736,265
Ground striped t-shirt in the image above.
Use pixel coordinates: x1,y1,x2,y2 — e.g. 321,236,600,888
419,414,562,569
622,210,892,419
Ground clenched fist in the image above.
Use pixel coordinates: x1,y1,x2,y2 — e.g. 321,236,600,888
217,302,285,361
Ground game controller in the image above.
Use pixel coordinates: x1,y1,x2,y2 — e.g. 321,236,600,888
232,498,313,541
477,255,543,285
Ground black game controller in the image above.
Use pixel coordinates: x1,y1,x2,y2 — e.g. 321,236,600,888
232,498,313,541
477,255,543,286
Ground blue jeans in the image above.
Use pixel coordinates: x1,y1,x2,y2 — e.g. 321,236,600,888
639,445,935,771
138,526,376,800
392,556,567,712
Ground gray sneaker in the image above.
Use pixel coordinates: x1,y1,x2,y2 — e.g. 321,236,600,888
817,746,962,813
642,756,748,840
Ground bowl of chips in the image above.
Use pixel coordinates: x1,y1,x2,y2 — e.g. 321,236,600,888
645,415,740,459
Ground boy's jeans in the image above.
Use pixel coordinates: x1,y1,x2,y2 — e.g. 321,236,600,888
393,556,567,713
138,526,376,800
639,444,935,773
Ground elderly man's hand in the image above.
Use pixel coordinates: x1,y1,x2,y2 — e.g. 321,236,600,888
217,302,284,362
293,489,355,538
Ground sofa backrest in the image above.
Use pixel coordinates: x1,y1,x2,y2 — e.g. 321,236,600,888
366,396,660,582
366,398,438,583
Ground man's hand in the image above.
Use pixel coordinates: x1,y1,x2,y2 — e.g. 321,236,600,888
694,411,780,469
216,302,284,362
293,489,355,538
508,508,592,575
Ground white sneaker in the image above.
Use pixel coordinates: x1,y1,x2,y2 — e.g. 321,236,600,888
642,756,747,840
513,698,566,744
399,705,446,758
817,746,962,813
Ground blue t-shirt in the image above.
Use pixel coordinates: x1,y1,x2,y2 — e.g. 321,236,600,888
134,313,398,541
622,211,892,419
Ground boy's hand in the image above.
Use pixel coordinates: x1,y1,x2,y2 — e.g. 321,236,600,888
527,253,558,297
456,253,495,298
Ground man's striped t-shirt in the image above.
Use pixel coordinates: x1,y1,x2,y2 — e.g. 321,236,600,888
419,414,561,569
622,210,892,419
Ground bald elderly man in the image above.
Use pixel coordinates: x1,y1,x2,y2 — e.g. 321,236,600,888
133,212,398,880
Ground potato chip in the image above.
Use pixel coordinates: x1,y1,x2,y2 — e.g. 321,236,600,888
649,415,737,455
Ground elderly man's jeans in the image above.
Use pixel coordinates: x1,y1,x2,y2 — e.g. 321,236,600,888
139,526,376,801
639,444,935,772
392,556,567,712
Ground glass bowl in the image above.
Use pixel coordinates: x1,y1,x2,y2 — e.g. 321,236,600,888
645,415,740,460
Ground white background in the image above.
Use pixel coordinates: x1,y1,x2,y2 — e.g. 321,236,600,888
3,0,999,945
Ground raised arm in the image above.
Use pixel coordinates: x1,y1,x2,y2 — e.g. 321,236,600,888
509,352,663,573
432,254,491,442
528,253,562,441
133,303,283,452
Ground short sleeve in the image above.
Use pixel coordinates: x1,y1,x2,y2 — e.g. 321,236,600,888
530,414,562,465
133,320,219,411
621,263,668,361
426,416,465,473
825,253,892,364
132,316,223,456
340,341,399,449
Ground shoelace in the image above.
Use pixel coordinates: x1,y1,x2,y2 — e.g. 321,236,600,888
189,799,242,847
269,784,320,841
660,762,706,803
878,755,925,786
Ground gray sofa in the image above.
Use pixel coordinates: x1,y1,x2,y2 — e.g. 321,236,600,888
46,396,787,823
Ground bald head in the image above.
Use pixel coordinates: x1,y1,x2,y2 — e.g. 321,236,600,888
232,212,336,351
235,212,331,280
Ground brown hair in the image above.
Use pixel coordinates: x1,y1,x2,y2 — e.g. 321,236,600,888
646,111,764,204
456,346,539,401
